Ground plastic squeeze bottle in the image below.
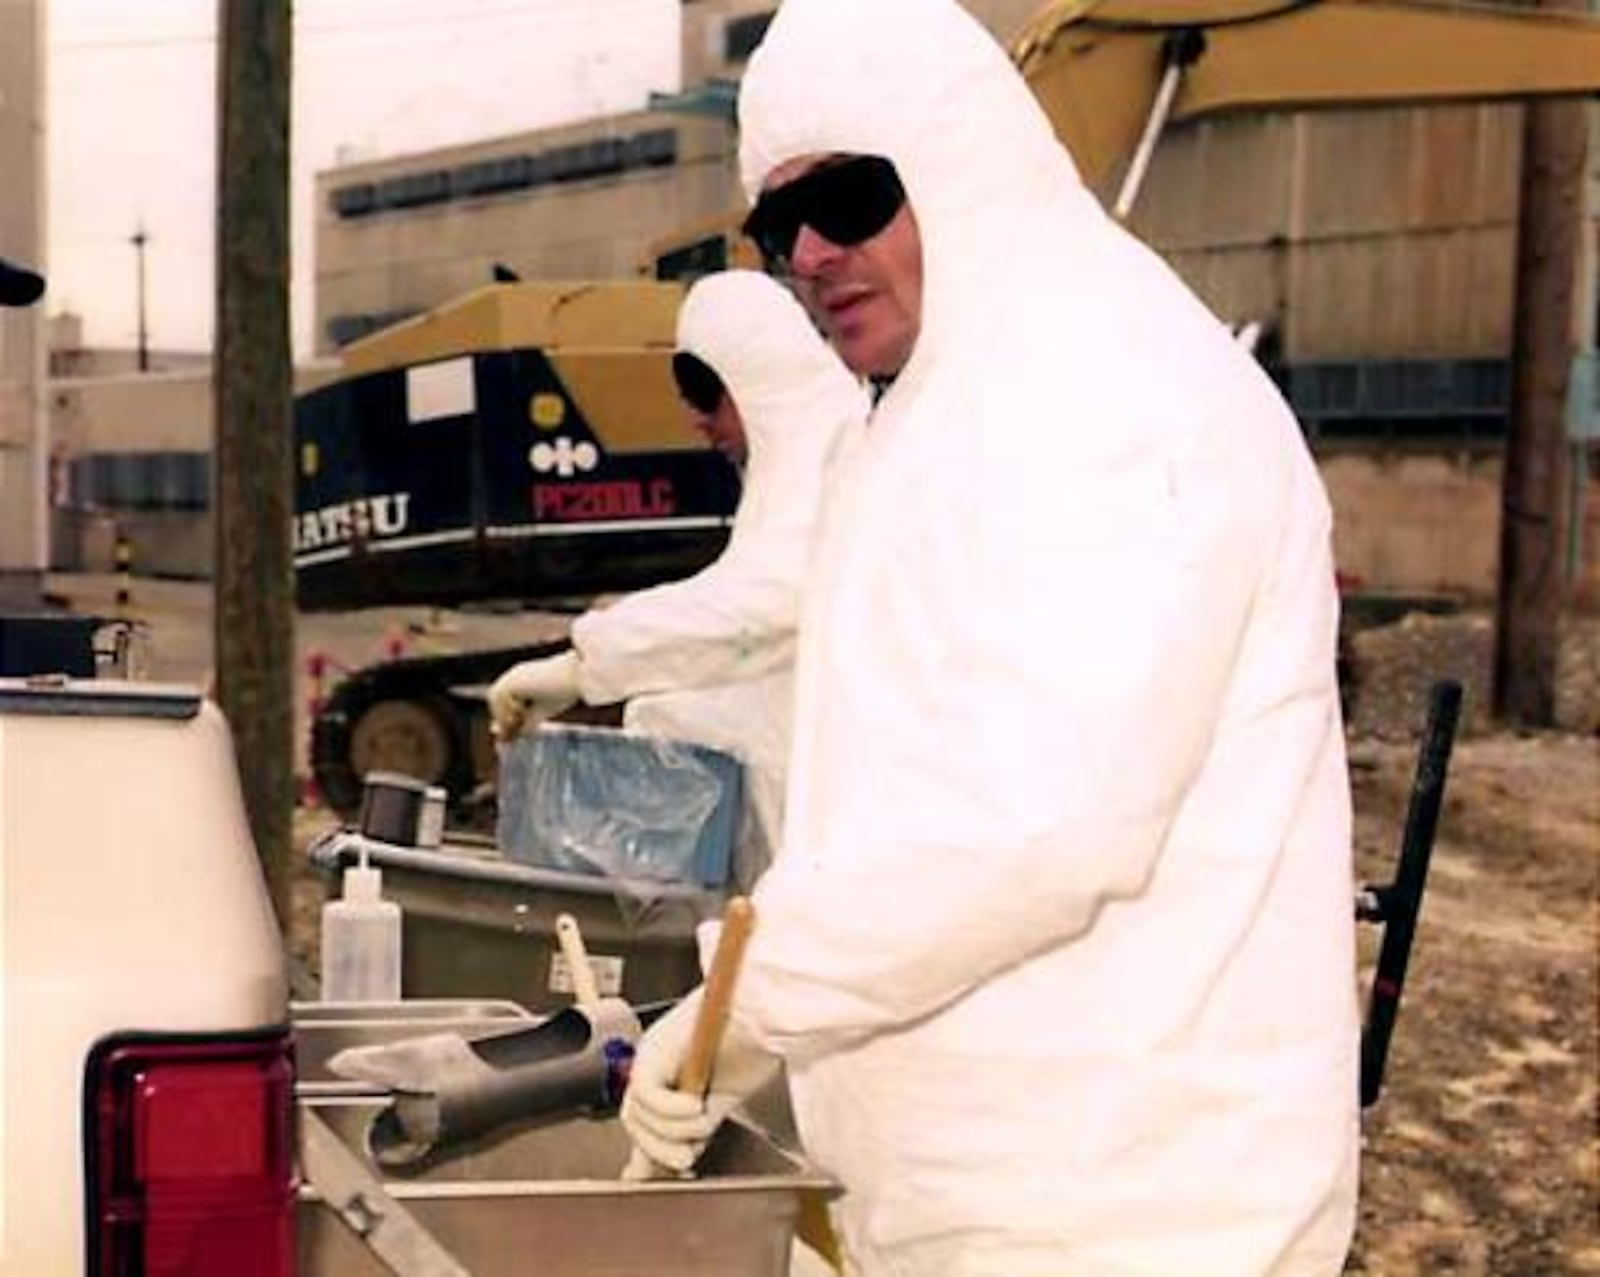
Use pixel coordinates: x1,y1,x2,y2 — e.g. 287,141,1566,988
319,849,403,1001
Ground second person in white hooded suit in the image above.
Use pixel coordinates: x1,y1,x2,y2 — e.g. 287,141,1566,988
622,0,1362,1273
490,270,868,882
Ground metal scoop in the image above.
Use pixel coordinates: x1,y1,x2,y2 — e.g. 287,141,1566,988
327,912,650,1170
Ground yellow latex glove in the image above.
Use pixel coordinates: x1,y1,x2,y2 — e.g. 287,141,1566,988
486,650,581,741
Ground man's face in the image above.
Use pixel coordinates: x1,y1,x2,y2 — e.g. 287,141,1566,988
756,154,923,379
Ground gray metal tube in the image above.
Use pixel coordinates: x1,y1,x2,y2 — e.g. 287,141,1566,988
330,1000,644,1169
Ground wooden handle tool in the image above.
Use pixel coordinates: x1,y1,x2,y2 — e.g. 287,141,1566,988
676,896,756,1098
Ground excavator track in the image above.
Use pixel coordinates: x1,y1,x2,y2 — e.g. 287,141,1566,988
311,640,568,820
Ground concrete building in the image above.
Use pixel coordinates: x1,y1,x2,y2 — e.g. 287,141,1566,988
314,111,737,353
0,0,48,606
46,311,214,578
312,0,1040,355
43,308,346,579
49,365,213,579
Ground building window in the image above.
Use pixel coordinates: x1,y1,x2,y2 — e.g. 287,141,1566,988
330,184,377,217
326,309,422,348
327,129,679,221
725,12,775,62
377,170,452,209
655,235,728,283
453,155,536,198
626,129,678,168
69,451,210,512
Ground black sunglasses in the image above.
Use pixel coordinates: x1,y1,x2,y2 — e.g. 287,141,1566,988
742,155,907,272
672,351,727,415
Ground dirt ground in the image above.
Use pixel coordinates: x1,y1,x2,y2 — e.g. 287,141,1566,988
43,574,1600,1274
1347,731,1598,1275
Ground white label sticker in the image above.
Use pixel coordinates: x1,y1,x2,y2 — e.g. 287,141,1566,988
406,357,475,423
548,952,625,998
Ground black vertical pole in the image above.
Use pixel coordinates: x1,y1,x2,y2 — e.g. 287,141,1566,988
1360,680,1463,1107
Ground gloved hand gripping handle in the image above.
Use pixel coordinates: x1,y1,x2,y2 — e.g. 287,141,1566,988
620,897,757,1182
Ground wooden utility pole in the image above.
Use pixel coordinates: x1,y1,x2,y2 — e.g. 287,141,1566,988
0,0,48,610
215,0,294,923
1493,0,1590,727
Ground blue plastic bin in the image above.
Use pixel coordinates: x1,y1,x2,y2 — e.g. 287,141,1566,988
496,724,743,889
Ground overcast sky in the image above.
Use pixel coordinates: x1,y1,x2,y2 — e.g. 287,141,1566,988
46,0,680,358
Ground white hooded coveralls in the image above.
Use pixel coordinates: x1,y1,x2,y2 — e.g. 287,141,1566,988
571,271,867,882
733,1,1360,1273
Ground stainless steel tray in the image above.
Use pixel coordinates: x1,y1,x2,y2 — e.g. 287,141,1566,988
297,1096,835,1276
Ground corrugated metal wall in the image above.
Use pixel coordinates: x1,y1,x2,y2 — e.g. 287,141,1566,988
1133,102,1525,362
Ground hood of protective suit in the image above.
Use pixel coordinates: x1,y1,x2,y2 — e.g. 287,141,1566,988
733,3,1359,1274
739,0,1112,395
572,268,866,700
673,270,863,572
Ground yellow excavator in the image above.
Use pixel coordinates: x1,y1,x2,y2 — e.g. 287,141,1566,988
1014,0,1600,213
302,0,1600,816
296,281,734,615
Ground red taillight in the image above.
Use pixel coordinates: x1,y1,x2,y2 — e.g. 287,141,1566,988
85,1031,297,1277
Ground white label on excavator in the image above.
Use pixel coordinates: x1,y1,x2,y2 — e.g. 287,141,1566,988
406,357,476,424
549,952,624,998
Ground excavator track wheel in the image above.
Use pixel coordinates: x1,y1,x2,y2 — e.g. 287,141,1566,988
347,696,460,795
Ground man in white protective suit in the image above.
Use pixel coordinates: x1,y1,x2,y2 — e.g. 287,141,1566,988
487,270,868,884
618,0,1362,1273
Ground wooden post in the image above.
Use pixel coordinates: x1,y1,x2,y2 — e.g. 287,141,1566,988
1493,0,1590,726
214,0,294,924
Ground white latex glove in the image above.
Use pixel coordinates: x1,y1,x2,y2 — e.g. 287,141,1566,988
487,650,581,741
620,987,780,1177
